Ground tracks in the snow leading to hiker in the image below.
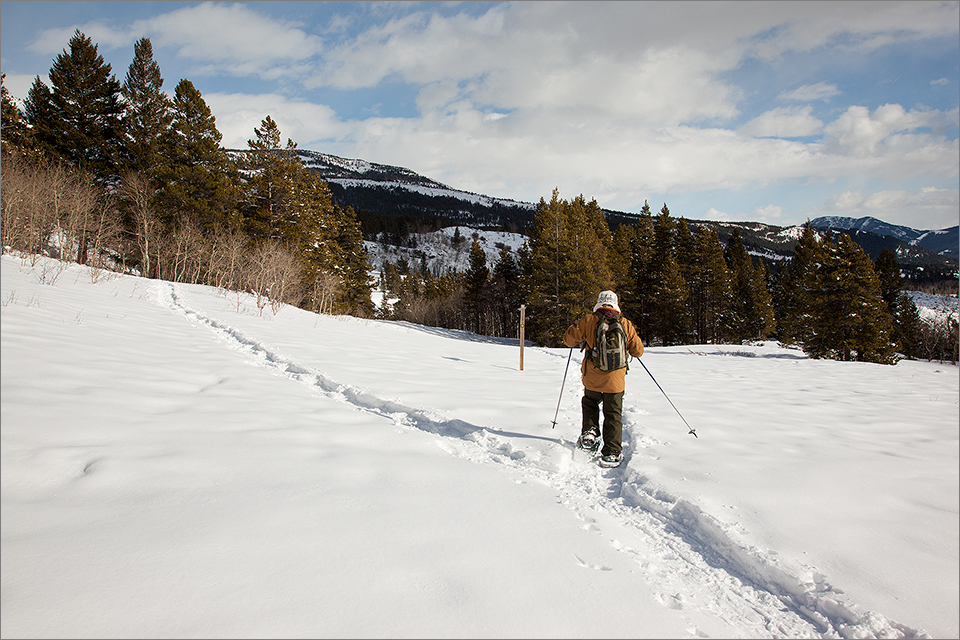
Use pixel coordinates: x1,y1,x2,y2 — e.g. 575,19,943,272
157,282,929,640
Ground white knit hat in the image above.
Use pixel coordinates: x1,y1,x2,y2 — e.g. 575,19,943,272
592,290,620,313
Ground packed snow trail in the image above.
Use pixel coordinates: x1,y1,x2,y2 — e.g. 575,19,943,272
157,281,930,639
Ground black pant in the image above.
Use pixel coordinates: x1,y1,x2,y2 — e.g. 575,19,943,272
581,390,624,457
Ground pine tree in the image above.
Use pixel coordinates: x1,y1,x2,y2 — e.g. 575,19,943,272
565,195,615,310
674,218,697,342
332,205,374,317
23,30,127,185
524,189,571,346
751,258,777,339
875,247,923,358
608,223,635,309
626,202,655,344
776,222,823,346
654,252,690,345
723,228,774,342
464,238,491,334
241,115,300,241
806,234,897,363
492,245,522,338
294,178,371,316
154,79,240,233
524,189,614,346
689,225,733,343
237,116,371,315
649,204,690,344
122,38,173,175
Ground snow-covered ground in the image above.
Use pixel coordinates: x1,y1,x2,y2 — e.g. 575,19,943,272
2,253,957,639
365,226,528,274
907,289,959,327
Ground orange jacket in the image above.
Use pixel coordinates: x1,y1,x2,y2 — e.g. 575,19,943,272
563,312,644,393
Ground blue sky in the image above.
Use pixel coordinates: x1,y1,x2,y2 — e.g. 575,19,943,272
2,1,958,230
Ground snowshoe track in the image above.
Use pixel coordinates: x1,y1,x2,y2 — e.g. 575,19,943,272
158,282,929,639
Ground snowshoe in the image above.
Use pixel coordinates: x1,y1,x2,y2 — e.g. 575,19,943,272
598,453,623,468
577,429,601,453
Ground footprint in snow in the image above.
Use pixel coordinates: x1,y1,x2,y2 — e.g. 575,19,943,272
574,554,613,571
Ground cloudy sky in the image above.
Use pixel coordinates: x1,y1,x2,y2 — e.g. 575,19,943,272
2,1,958,230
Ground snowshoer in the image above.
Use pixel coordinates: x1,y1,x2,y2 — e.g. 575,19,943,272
563,290,644,468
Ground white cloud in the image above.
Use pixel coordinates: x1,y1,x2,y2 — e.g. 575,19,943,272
204,93,343,150
1,73,43,105
778,82,840,102
27,23,134,55
823,104,957,157
738,1,959,58
703,207,734,222
751,204,787,222
739,106,823,138
12,0,957,230
139,3,325,78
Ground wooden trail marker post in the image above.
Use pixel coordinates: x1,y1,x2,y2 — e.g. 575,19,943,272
519,305,526,371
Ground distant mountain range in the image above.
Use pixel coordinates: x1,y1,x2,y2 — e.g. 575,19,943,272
289,149,957,285
806,216,958,259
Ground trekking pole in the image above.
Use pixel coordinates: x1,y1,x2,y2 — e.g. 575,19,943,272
550,347,574,429
639,359,698,438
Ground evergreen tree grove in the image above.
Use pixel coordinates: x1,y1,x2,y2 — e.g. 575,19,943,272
805,234,897,363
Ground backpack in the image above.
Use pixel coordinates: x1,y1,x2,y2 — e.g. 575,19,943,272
591,311,629,372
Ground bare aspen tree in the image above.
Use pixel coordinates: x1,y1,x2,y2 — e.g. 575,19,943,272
1,154,31,251
65,171,100,265
309,271,340,315
86,193,122,281
118,171,157,277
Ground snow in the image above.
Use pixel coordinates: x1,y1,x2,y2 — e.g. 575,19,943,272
906,290,959,326
776,225,807,242
2,253,958,639
365,226,528,274
327,178,536,210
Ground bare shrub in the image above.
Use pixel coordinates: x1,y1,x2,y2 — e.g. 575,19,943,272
241,240,303,316
919,315,960,364
162,215,207,284
206,227,249,292
1,154,58,259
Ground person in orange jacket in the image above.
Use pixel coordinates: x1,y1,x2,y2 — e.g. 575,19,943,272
563,290,644,468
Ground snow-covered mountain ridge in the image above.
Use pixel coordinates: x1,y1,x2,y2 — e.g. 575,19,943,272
294,149,535,212
809,215,959,258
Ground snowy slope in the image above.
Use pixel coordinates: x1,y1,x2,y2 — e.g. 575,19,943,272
907,289,960,326
365,226,528,274
2,254,958,639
